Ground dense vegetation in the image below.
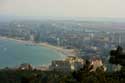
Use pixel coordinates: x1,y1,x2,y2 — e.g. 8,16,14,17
0,67,125,83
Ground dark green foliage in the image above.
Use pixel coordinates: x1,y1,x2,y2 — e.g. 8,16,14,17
109,46,125,66
0,68,125,83
0,70,74,83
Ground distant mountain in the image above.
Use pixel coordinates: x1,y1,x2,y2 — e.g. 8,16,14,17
0,15,125,32
0,15,16,22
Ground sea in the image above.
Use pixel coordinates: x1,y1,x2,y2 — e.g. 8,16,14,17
0,38,65,68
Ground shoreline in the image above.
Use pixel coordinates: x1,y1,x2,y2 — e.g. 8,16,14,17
0,36,77,57
40,42,77,57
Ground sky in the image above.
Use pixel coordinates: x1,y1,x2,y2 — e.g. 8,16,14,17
0,0,125,18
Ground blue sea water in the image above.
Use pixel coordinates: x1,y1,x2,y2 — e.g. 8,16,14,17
0,39,65,68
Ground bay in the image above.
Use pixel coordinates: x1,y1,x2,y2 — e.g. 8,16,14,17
0,38,65,68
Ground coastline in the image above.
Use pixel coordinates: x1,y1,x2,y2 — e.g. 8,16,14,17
40,42,77,57
0,36,77,57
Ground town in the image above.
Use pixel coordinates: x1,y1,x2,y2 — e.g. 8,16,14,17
0,20,125,83
0,20,125,71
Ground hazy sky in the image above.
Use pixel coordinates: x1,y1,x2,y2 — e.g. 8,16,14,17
0,0,125,18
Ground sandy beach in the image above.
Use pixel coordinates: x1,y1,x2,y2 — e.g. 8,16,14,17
0,36,78,57
0,36,35,44
40,42,78,56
